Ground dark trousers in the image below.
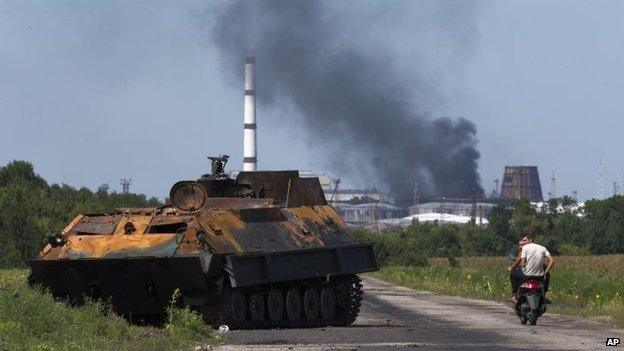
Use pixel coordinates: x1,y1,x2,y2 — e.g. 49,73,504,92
510,268,550,294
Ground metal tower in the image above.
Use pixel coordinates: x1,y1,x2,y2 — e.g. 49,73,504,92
120,178,132,194
549,169,557,200
597,160,604,200
493,179,499,198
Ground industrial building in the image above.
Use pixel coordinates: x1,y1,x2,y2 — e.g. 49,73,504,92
330,188,386,203
408,201,496,218
298,170,495,226
333,202,406,225
363,212,490,232
500,166,543,201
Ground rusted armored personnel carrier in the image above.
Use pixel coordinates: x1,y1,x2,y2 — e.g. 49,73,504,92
29,156,378,328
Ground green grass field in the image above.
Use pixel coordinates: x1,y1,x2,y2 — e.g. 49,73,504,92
0,269,217,351
369,255,624,328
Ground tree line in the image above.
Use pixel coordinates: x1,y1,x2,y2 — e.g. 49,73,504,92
0,161,160,268
2,160,623,268
355,196,624,266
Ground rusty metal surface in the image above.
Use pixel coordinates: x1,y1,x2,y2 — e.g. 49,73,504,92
35,171,359,260
225,243,378,287
29,166,378,318
170,181,207,211
204,197,273,210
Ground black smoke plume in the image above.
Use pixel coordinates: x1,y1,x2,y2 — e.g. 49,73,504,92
211,0,484,204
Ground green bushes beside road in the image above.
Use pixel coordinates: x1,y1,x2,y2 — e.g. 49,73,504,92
0,269,216,351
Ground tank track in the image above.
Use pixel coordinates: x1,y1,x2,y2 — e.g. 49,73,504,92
201,275,363,329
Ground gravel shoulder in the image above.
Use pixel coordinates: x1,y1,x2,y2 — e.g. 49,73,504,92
214,276,623,350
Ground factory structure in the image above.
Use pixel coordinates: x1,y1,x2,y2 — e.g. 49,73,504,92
499,166,543,202
236,57,551,230
302,165,547,229
243,57,257,172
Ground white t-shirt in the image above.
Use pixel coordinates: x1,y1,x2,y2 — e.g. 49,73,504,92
521,243,551,276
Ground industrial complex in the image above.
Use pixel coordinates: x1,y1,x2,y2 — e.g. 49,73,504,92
235,57,551,231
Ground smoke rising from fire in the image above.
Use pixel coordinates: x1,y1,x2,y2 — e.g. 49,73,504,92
211,0,483,203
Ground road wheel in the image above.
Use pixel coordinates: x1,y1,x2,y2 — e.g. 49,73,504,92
267,289,284,321
249,293,265,321
285,288,302,321
529,309,539,325
227,289,247,325
521,316,528,325
320,287,336,319
303,288,320,321
335,282,348,308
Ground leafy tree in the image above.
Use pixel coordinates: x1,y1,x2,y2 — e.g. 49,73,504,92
583,196,624,254
487,205,513,243
510,199,550,240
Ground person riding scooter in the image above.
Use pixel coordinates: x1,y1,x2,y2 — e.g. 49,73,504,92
507,234,554,303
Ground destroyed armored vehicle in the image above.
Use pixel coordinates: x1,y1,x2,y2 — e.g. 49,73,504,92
29,156,378,328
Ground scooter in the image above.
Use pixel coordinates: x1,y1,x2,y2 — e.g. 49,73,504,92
515,276,547,325
506,254,548,326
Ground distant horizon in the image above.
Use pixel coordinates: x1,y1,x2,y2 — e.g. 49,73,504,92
0,158,598,205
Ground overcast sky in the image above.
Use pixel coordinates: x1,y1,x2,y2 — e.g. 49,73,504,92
1,1,623,201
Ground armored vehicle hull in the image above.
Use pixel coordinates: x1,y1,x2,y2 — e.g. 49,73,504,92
29,160,378,328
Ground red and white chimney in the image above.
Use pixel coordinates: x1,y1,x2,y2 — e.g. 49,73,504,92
243,56,257,171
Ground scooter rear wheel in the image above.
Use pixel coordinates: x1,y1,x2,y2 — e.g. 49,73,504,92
529,309,539,325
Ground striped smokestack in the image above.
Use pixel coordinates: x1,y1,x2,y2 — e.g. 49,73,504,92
243,56,257,171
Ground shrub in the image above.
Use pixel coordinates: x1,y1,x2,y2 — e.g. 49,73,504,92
0,269,217,351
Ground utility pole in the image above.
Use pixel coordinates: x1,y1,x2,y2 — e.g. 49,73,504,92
470,188,477,224
375,201,381,233
572,190,578,202
413,181,419,215
494,179,499,198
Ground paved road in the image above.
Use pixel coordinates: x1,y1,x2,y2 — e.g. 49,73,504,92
214,277,622,351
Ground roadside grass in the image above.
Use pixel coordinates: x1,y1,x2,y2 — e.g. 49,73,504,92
368,255,624,328
0,269,218,351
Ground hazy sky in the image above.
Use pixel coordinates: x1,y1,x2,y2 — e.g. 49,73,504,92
1,1,623,201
